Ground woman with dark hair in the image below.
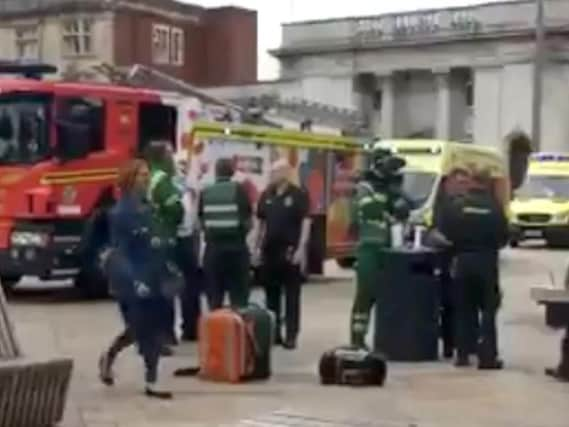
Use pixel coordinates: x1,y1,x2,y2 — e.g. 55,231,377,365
98,159,173,399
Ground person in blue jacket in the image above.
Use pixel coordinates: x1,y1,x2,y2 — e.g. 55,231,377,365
98,159,173,399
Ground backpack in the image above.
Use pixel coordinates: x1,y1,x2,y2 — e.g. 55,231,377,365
319,346,387,387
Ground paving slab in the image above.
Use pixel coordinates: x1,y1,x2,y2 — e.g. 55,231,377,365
7,249,569,427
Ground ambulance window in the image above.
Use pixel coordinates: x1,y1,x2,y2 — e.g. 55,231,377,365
138,103,177,154
57,97,105,152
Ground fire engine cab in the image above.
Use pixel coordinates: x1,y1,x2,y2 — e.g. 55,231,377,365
0,63,204,297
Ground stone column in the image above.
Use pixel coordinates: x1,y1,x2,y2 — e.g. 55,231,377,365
434,68,452,140
378,73,395,139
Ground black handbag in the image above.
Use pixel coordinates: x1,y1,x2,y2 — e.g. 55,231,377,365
161,261,184,299
319,346,387,387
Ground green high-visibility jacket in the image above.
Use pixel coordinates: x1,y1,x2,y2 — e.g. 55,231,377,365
200,180,251,244
148,169,184,241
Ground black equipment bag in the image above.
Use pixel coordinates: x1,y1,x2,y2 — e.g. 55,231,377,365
319,346,387,387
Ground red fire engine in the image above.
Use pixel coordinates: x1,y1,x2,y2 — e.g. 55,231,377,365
0,64,203,297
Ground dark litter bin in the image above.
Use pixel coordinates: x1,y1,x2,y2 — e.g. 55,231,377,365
374,247,440,362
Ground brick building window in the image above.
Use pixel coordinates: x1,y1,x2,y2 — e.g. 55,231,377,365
15,26,39,59
171,28,184,66
152,24,184,66
152,24,170,65
62,18,93,57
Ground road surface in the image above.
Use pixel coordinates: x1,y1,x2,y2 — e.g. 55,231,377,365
6,246,569,427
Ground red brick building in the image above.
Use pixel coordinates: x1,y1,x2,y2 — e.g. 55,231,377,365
0,0,258,87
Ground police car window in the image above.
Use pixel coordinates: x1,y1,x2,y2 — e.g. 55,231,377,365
58,97,105,152
517,175,569,199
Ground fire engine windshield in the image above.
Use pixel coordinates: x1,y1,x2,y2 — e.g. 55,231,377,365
0,94,50,165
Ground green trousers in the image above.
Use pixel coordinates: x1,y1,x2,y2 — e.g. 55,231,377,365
350,243,385,347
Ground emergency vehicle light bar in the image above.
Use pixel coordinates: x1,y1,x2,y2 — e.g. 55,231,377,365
0,61,57,80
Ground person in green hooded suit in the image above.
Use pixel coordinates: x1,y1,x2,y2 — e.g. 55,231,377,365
350,146,410,348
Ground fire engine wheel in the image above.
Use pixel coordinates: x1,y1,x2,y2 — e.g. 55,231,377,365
1,276,21,296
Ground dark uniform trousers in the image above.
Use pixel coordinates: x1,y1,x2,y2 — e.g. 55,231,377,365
441,253,480,356
453,251,500,362
204,243,250,309
556,327,569,378
262,245,302,340
175,235,201,338
439,253,455,356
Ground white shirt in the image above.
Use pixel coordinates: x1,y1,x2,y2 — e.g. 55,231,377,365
173,174,198,238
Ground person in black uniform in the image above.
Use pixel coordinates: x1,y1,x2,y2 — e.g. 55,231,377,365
255,159,311,350
439,170,509,369
433,168,479,359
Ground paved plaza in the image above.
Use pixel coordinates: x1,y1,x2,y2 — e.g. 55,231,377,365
7,247,569,427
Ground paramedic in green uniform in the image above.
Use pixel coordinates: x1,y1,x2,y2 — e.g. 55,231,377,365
350,147,410,348
145,142,184,347
199,158,252,309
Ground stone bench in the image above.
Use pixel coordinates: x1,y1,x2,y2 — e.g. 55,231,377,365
0,282,73,427
530,287,569,382
530,288,569,328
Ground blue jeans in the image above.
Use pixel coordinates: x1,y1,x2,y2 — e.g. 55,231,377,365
116,299,163,384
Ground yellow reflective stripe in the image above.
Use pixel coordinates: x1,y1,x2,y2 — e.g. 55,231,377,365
203,205,238,213
463,207,491,215
359,194,387,206
41,174,118,185
41,168,118,185
191,121,361,152
148,171,167,200
205,219,239,228
165,194,180,206
364,220,388,228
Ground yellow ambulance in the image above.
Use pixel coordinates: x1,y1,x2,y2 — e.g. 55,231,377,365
510,153,569,247
374,139,510,228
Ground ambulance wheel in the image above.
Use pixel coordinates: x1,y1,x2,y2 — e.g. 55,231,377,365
509,239,519,248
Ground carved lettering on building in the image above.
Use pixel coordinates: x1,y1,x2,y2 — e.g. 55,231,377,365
354,18,384,42
394,12,440,36
451,10,482,32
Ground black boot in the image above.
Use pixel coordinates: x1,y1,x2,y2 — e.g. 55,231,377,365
181,331,198,343
145,384,173,400
547,331,569,381
545,367,569,382
443,345,454,360
282,336,297,350
478,359,504,370
455,354,471,368
98,352,114,386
